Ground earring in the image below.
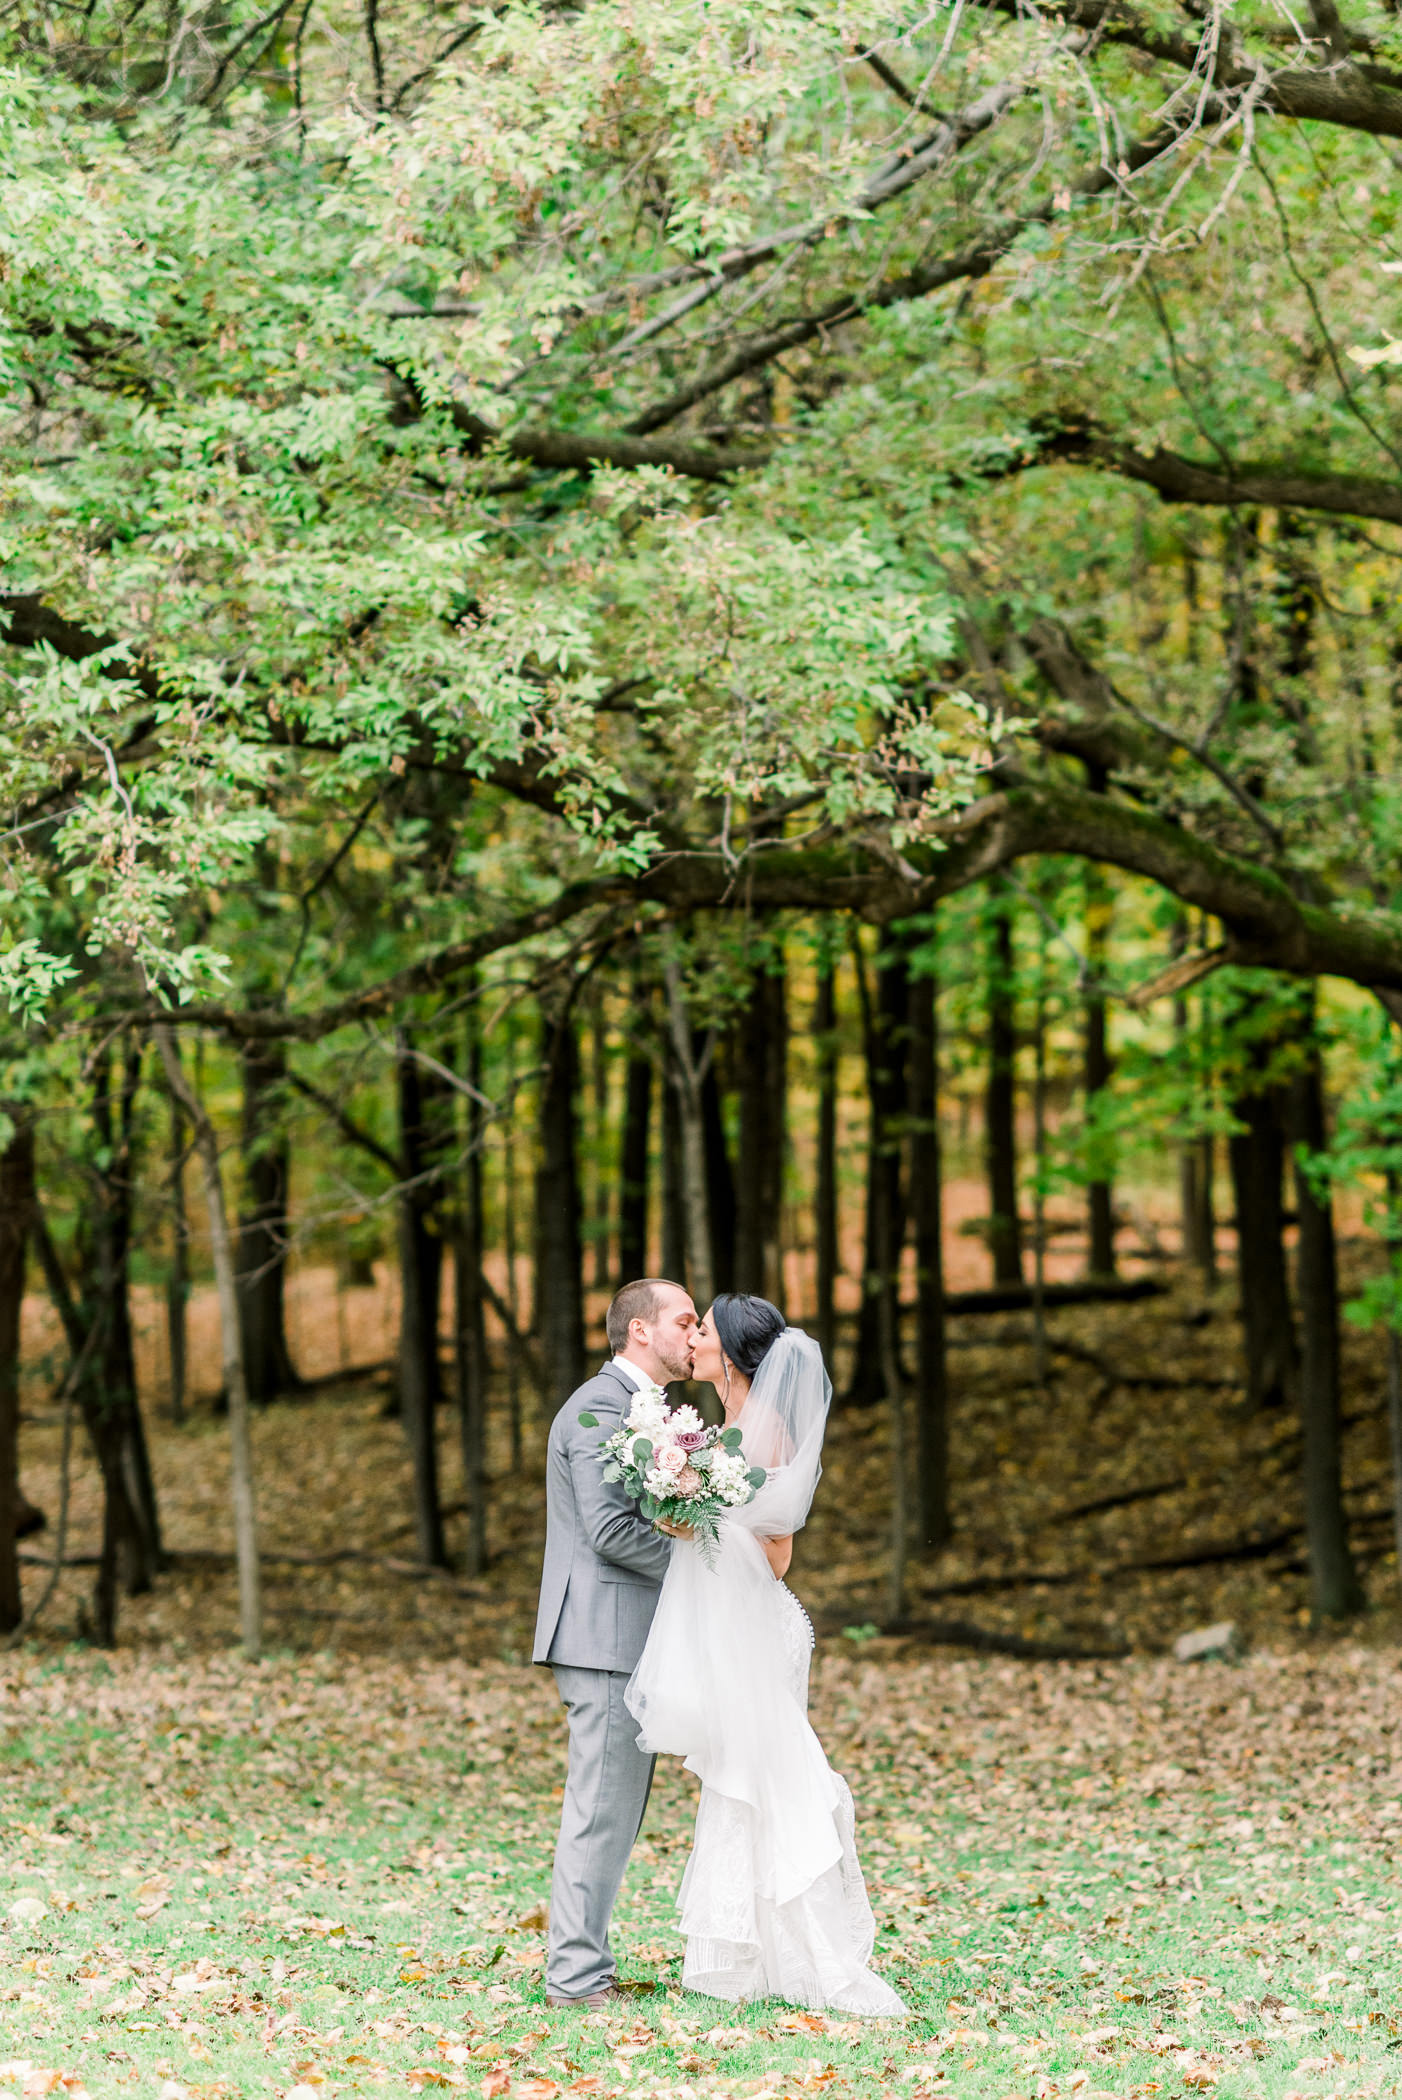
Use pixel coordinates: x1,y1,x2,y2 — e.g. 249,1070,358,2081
722,1358,732,1406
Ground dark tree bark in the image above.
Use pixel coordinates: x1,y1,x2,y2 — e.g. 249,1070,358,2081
617,989,653,1285
587,985,611,1288
850,930,910,1404
660,1074,687,1286
166,1084,189,1423
1180,1132,1218,1284
86,1038,162,1609
908,939,950,1551
876,1123,907,1624
455,999,490,1576
1288,1036,1364,1619
814,955,839,1368
236,1042,301,1403
1173,917,1216,1284
536,996,587,1402
702,1057,736,1297
0,1110,35,1634
985,880,1024,1286
735,952,787,1301
1228,1063,1295,1413
1084,862,1117,1277
395,1035,447,1569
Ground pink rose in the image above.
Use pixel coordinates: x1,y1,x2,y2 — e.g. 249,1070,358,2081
675,1429,708,1453
657,1444,687,1476
675,1465,703,1497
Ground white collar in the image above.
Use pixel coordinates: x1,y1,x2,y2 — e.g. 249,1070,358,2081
610,1354,658,1393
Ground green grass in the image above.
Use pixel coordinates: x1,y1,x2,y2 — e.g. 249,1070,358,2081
0,1644,1398,2100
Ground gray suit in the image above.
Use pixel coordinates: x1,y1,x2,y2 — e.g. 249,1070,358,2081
534,1359,671,1999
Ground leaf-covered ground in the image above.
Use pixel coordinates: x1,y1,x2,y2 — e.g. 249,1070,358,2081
8,1204,1401,2097
2,1645,1400,2100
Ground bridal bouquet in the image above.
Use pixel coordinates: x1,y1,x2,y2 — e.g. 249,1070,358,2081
580,1385,767,1563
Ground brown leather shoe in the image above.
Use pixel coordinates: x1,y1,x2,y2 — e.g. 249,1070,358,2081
546,1985,620,2010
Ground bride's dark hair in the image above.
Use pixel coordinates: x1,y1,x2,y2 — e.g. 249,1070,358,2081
711,1292,787,1376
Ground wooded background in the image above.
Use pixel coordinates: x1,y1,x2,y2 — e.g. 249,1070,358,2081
5,0,1402,1660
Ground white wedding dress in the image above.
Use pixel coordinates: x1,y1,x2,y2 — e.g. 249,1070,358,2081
625,1332,906,2017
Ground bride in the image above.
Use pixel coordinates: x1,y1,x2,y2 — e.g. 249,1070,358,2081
625,1293,906,2017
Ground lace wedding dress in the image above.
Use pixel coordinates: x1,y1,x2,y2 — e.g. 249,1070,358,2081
626,1333,906,2018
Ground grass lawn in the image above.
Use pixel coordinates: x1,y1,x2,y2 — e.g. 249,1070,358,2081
1,1642,1398,2100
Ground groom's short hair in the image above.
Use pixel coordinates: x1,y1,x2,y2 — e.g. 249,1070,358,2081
607,1278,684,1353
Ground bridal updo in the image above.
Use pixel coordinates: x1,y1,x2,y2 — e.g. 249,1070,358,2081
711,1293,787,1376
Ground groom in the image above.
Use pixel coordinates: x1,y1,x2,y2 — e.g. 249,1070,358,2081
534,1277,698,2008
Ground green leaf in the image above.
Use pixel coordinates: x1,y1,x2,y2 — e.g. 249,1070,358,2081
632,1436,653,1462
746,1466,767,1489
577,1410,599,1427
719,1426,744,1449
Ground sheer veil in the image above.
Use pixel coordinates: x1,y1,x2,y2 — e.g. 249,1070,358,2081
726,1328,830,1539
625,1326,841,1904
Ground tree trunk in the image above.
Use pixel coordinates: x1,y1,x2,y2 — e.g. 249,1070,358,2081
1289,1039,1363,1619
851,930,909,1404
814,955,839,1369
154,1026,262,1657
1084,863,1117,1277
502,1021,525,1456
1187,956,1219,1284
908,939,950,1552
661,1073,687,1285
877,1148,907,1624
663,960,715,1311
166,1083,189,1423
702,1058,736,1297
0,1110,35,1634
236,1043,300,1403
735,951,788,1301
1191,1133,1218,1284
456,1002,490,1577
617,994,653,1286
1228,1071,1295,1412
587,985,611,1288
536,997,587,1402
89,1038,162,1593
1031,920,1049,1392
395,1036,447,1568
985,880,1023,1286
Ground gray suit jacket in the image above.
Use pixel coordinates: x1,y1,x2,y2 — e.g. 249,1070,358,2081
533,1359,672,1671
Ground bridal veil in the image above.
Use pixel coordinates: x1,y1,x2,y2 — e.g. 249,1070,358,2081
625,1329,905,2016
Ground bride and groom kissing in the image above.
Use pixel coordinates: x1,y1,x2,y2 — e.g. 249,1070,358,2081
533,1277,906,2018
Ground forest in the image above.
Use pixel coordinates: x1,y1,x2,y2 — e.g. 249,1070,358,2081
3,0,1402,2088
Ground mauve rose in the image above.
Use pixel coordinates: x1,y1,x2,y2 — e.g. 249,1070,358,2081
675,1429,708,1452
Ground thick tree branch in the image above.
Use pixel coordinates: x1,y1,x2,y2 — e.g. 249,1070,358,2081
441,404,757,483
1017,417,1402,526
102,777,1402,1042
983,0,1402,136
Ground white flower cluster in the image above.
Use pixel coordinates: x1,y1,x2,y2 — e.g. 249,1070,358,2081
625,1385,669,1434
705,1447,758,1507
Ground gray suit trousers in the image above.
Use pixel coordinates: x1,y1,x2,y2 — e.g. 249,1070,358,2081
548,1664,655,1999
